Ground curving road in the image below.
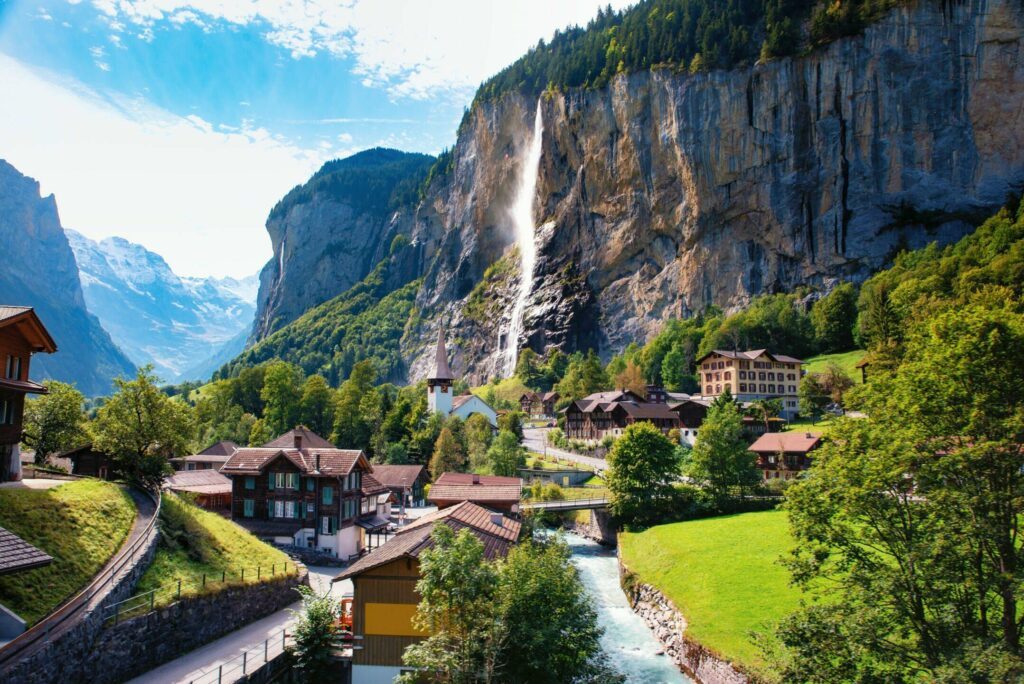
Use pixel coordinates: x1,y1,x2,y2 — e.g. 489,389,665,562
522,427,608,474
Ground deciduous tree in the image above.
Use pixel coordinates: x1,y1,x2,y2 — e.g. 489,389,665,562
688,398,759,507
429,427,466,479
606,422,681,527
485,429,525,477
22,381,87,464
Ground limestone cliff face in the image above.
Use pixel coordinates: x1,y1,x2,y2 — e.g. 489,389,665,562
406,0,1024,382
0,160,136,395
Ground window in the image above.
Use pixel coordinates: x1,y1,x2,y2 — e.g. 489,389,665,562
285,501,296,518
321,516,336,535
788,373,796,381
705,385,712,394
5,355,21,380
789,385,796,394
275,500,285,518
759,372,766,380
267,500,274,518
289,473,299,490
361,497,371,515
715,384,721,394
768,384,776,393
306,478,315,492
738,370,746,380
739,383,747,392
243,499,254,517
760,384,767,393
274,473,296,489
724,372,731,380
322,486,333,505
245,476,255,490
767,372,775,381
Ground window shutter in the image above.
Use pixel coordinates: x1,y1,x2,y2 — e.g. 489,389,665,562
268,474,275,490
268,500,274,518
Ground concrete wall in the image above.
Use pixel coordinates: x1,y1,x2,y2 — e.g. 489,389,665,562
566,508,617,546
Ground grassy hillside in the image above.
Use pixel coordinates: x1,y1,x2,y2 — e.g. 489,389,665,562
620,510,803,673
803,349,866,380
135,493,292,609
0,480,136,625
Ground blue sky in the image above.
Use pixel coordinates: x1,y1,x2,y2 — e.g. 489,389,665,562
0,0,632,277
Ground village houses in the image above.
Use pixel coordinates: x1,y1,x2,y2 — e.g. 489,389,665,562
696,349,805,419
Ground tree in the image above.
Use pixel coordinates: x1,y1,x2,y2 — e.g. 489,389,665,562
497,537,609,683
92,367,194,489
298,374,335,437
486,430,525,477
21,381,87,464
383,442,409,465
464,413,494,471
606,422,681,527
810,282,858,353
775,304,1024,680
661,345,690,392
687,398,758,507
514,348,546,389
797,372,831,420
409,411,445,465
612,359,646,395
818,363,854,404
746,397,782,432
497,410,525,442
260,360,303,437
400,526,501,683
332,360,376,449
429,427,466,479
290,586,339,681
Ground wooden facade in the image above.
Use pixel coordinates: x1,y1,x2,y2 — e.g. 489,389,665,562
63,444,117,479
350,557,424,667
563,390,680,441
0,307,56,482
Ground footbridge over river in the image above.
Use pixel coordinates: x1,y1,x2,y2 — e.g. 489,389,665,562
520,496,609,512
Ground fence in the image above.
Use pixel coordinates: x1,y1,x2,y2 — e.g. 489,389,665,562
103,561,298,625
0,488,160,669
185,628,290,684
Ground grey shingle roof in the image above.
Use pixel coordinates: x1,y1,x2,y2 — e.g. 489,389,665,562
0,526,52,575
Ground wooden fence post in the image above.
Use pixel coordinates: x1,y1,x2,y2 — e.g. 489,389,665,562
176,579,182,600
202,573,206,589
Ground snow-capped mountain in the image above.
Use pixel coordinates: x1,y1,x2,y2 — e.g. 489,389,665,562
67,230,257,383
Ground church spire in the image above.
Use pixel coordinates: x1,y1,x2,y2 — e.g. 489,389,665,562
429,327,455,382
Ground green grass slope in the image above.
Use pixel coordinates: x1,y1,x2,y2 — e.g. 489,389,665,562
803,349,866,381
619,510,803,673
135,493,292,609
0,479,136,625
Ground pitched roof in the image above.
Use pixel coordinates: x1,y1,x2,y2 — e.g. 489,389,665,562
360,472,389,496
451,394,473,410
370,464,426,489
261,427,335,449
165,469,232,495
0,526,53,575
428,472,522,504
614,402,680,420
198,441,239,456
335,501,520,580
221,447,366,476
429,328,455,381
696,349,805,365
171,453,232,464
0,306,57,353
540,391,559,401
748,431,822,454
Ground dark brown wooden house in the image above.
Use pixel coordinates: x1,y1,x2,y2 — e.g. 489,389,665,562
0,307,56,482
563,389,680,441
334,501,521,683
370,464,429,509
62,444,118,480
427,472,522,512
518,391,560,418
220,428,384,560
748,431,822,480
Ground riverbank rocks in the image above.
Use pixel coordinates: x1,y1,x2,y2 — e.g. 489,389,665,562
621,560,751,684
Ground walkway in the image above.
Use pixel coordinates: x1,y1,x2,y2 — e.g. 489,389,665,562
0,486,159,670
522,427,608,473
128,566,351,684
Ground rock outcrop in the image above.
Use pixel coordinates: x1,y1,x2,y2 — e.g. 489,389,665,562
0,160,135,396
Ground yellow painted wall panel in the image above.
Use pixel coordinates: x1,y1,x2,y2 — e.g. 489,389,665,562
365,602,427,637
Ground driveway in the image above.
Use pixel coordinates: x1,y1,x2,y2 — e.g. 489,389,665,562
127,566,351,684
522,427,607,474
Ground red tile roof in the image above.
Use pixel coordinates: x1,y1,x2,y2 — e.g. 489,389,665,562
221,447,366,476
335,501,520,580
360,472,390,496
428,473,522,504
370,464,426,489
0,526,52,575
261,427,335,449
198,441,239,456
748,432,822,454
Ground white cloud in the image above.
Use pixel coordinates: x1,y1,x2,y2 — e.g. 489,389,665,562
0,55,339,278
84,0,636,99
337,132,353,144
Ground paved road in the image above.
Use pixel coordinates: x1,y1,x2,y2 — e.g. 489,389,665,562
128,566,351,684
522,427,608,474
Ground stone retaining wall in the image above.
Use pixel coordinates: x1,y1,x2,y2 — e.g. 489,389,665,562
86,564,308,683
564,508,617,546
620,559,751,684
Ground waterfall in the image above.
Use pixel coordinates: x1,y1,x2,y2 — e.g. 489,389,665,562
503,100,544,378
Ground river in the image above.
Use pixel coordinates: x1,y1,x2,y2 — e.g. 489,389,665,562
561,531,693,684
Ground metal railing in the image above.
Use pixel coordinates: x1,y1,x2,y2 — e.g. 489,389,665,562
520,496,610,511
185,628,289,684
103,561,298,625
0,488,161,668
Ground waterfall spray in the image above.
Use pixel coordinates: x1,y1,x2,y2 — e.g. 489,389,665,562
503,100,544,378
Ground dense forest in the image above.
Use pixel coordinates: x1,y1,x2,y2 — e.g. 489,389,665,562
474,0,897,103
267,147,434,221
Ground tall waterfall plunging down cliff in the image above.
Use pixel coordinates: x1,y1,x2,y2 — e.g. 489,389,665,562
503,100,544,377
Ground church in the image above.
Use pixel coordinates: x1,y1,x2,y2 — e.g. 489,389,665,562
427,329,498,427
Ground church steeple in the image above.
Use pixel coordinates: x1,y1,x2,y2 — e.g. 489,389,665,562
427,326,454,415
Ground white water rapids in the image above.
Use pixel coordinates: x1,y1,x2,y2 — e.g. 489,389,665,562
503,100,544,378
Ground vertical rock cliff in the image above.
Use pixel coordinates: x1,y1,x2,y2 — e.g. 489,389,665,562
0,160,136,395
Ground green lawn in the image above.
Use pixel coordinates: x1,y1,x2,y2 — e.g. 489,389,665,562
470,376,531,408
0,479,136,625
133,493,293,610
620,510,804,673
803,349,866,382
783,414,839,435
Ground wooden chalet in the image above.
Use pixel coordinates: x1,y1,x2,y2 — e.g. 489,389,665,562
164,469,233,513
427,472,523,512
0,307,56,482
518,391,560,418
334,501,521,684
61,444,118,480
562,389,681,441
748,431,823,480
170,440,238,471
220,428,387,560
369,464,429,509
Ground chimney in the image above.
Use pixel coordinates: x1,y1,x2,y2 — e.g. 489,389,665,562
806,433,813,439
315,453,320,472
294,433,303,450
490,513,504,527
472,474,480,485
